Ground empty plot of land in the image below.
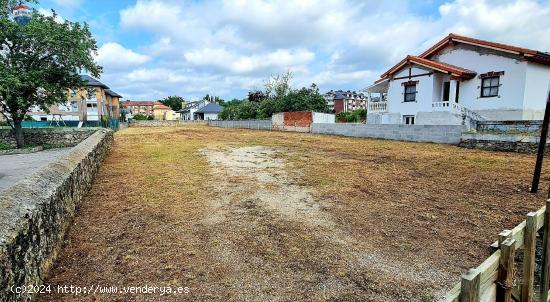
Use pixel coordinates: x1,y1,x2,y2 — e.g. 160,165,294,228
39,125,548,301
0,148,71,191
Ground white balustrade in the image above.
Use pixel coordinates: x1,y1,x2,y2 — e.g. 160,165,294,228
369,102,387,113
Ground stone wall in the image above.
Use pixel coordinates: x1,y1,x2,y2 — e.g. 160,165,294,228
0,128,96,146
459,133,546,153
476,120,543,133
208,120,272,130
129,120,206,127
0,129,113,301
311,123,465,144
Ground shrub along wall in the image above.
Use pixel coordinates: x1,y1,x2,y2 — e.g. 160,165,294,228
0,128,96,147
0,128,113,301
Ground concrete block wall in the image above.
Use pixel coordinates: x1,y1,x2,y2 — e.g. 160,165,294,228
0,128,96,147
311,123,465,144
0,129,113,301
129,120,206,127
208,120,272,130
416,111,463,125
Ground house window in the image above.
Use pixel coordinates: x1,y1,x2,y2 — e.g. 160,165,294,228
404,83,417,102
481,76,500,97
403,115,415,125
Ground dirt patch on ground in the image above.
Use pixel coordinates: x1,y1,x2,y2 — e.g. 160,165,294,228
37,125,549,301
199,145,452,301
202,146,331,228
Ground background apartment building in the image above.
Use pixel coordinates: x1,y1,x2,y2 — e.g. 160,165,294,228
323,90,367,113
28,75,122,122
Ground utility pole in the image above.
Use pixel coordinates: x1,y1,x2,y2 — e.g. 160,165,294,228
531,84,550,194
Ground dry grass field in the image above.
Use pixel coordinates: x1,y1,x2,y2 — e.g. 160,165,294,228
38,125,549,301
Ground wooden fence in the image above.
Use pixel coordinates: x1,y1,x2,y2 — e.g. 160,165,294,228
443,201,550,302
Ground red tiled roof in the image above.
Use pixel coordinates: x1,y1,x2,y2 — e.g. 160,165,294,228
420,33,540,58
14,4,30,10
380,55,476,79
375,33,550,83
154,104,171,110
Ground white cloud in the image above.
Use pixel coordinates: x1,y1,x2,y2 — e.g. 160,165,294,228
38,8,64,23
96,43,150,71
184,48,314,74
120,0,187,35
102,0,550,100
438,0,550,50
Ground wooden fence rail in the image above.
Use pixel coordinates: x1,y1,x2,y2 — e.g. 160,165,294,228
443,202,549,302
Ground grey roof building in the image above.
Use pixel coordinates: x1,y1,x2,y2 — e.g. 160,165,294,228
195,103,223,113
80,74,109,89
105,89,122,98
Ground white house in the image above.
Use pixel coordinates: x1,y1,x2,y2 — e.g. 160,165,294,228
178,101,223,120
194,103,223,120
366,33,550,126
178,100,207,120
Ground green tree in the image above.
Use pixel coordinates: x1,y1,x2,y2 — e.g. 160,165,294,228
202,94,224,105
132,114,149,120
0,6,101,147
264,71,292,102
219,99,243,120
219,72,328,120
336,108,367,123
280,84,328,113
159,95,184,111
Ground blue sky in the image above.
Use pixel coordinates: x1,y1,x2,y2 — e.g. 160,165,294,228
34,0,550,101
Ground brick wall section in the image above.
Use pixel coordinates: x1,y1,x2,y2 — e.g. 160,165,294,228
0,128,96,146
311,123,465,144
283,112,312,127
0,129,113,301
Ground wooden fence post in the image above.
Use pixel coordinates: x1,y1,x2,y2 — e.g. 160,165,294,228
460,268,481,302
541,200,550,301
497,238,516,302
521,212,537,302
498,229,512,246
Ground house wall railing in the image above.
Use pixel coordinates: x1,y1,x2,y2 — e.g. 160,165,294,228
432,101,462,113
443,202,550,302
368,101,388,113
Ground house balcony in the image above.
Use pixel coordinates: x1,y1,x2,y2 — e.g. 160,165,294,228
368,101,387,113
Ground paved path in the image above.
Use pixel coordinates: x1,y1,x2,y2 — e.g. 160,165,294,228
0,148,72,192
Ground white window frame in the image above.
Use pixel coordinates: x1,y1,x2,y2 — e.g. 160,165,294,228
403,115,415,125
